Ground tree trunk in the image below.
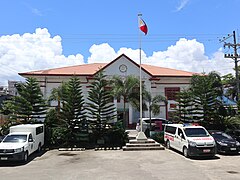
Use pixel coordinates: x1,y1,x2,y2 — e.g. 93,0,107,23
123,96,127,129
149,104,152,133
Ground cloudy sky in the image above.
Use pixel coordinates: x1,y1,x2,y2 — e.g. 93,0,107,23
0,0,239,85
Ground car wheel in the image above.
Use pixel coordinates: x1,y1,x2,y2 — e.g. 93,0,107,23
23,151,28,162
183,146,189,158
166,140,171,149
37,143,41,153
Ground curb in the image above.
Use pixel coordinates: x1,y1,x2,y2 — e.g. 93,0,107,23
94,147,121,151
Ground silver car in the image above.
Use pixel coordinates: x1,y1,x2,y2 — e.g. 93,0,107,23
136,118,170,132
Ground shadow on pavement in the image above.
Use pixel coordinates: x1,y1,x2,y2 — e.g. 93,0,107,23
166,147,220,160
189,155,220,160
217,152,240,156
0,150,47,167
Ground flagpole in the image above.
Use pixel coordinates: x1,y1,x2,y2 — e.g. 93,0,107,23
139,13,143,133
136,13,147,140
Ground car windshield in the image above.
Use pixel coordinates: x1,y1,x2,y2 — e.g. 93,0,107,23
211,133,233,140
2,135,27,143
184,128,209,137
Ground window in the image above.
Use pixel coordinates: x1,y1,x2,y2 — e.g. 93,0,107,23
165,87,180,100
36,126,44,135
184,128,209,137
165,126,177,134
178,128,185,139
3,135,27,143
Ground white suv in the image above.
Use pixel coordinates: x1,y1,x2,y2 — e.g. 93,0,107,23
136,118,170,132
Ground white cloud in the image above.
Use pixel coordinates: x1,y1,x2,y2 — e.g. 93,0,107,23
0,28,84,85
0,28,234,87
176,0,189,12
117,48,148,63
88,43,116,63
146,39,233,75
87,39,234,76
87,45,148,64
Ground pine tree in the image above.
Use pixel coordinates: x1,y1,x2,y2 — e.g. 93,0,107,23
59,77,87,144
190,72,223,126
176,90,195,122
2,77,47,124
87,71,117,139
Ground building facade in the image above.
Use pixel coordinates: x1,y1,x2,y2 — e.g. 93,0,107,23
19,54,195,128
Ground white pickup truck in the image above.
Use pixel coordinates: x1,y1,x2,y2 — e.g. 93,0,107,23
0,124,44,162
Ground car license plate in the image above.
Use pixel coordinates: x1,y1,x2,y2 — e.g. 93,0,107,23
203,149,210,153
230,148,236,151
1,157,8,160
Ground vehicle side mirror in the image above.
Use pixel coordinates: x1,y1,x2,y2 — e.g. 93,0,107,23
180,133,183,139
180,133,182,138
29,138,33,142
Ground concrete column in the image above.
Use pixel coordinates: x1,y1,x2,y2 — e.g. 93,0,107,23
129,103,133,124
114,98,118,123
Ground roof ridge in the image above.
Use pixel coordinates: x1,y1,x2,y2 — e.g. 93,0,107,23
19,54,196,76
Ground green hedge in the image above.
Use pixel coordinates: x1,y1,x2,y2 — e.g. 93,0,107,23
150,131,164,144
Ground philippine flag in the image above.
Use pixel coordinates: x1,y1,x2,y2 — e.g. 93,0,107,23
139,18,148,35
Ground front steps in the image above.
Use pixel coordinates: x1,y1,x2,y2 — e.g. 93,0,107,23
123,139,165,151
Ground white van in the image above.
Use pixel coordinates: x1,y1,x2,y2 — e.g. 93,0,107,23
164,124,216,158
0,124,44,162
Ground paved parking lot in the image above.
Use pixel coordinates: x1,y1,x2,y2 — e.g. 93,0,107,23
0,149,239,180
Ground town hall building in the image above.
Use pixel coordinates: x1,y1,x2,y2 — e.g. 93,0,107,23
19,54,196,128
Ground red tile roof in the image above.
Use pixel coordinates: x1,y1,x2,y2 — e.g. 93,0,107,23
141,64,195,77
19,54,196,77
19,63,108,76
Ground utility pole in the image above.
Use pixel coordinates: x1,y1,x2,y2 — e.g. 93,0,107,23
222,31,240,101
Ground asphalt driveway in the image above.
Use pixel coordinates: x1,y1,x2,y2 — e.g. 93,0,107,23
0,149,239,180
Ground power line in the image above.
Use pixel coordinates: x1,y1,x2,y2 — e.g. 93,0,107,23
221,30,240,101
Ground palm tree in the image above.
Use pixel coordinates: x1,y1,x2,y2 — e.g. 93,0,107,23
143,90,168,131
111,75,139,128
48,82,67,115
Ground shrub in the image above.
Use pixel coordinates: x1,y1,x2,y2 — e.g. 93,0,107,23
151,131,164,144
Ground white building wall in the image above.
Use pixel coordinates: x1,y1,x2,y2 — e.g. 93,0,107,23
21,56,192,127
105,56,151,80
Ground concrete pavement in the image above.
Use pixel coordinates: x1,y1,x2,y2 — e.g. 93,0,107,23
0,149,239,180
